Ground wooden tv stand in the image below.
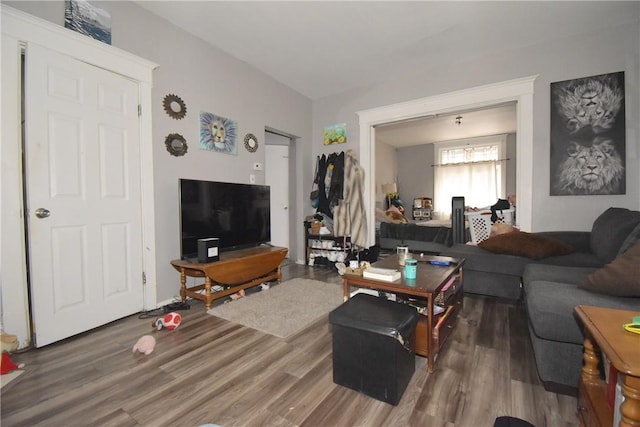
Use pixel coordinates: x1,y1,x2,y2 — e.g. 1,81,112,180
170,246,288,310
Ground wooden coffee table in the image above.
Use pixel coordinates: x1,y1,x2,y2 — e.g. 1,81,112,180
342,254,464,373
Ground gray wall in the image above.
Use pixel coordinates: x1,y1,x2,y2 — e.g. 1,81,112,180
7,1,312,303
313,12,640,232
396,144,435,210
374,141,398,206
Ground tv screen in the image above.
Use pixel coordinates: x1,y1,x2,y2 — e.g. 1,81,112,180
179,179,271,259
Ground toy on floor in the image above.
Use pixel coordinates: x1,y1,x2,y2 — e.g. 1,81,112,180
1,351,23,375
132,335,156,355
154,311,182,330
230,289,245,300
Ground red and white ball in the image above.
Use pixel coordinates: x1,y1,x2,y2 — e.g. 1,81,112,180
156,312,182,330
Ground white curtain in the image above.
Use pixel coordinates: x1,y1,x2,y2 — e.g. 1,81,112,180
434,160,498,218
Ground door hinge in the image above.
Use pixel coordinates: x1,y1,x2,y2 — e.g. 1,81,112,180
142,271,146,285
138,105,142,116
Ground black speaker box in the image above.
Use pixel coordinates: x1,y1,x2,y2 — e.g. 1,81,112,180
197,238,219,263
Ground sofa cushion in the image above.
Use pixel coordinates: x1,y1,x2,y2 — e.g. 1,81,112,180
526,280,640,344
579,241,640,297
478,232,574,259
590,208,640,263
534,252,604,269
443,243,529,277
523,264,595,289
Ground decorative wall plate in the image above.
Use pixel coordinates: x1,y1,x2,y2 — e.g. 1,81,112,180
244,133,258,152
165,133,188,156
163,94,187,120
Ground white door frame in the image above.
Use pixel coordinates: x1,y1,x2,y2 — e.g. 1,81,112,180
1,5,158,347
358,76,537,246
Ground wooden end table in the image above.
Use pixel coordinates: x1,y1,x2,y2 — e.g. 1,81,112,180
574,305,640,427
342,254,464,373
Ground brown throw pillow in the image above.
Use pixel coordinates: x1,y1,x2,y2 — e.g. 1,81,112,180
579,241,640,297
478,231,575,259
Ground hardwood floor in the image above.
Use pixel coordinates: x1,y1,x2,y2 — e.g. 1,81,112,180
1,261,579,427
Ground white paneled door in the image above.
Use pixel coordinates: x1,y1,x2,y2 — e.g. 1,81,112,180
25,44,144,346
265,140,290,250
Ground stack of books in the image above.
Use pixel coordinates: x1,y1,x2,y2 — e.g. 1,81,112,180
362,267,401,282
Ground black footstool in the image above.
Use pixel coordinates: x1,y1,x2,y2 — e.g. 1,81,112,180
328,293,419,405
494,416,535,427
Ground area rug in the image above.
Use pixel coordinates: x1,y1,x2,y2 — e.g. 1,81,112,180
207,278,343,338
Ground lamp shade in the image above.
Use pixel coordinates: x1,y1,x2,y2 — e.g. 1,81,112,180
382,182,397,194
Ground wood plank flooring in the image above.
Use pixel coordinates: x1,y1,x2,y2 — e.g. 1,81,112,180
1,261,579,426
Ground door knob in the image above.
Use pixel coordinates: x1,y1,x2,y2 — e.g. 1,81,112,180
35,208,50,218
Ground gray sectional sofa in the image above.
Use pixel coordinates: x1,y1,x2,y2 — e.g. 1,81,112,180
442,207,640,394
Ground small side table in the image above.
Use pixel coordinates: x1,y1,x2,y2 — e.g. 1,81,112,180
574,305,640,427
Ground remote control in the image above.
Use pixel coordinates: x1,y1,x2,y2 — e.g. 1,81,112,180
429,260,451,266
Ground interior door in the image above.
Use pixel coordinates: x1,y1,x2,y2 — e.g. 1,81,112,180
25,43,144,347
265,134,290,250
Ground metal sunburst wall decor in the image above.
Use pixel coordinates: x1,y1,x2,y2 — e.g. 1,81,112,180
163,94,187,120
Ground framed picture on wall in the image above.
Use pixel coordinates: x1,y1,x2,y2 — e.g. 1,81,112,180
199,111,237,155
550,71,625,195
323,123,347,145
64,0,112,45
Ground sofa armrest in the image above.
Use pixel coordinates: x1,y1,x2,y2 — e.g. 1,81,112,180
534,231,591,252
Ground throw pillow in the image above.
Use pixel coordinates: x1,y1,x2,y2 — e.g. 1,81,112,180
618,222,640,256
478,231,575,259
384,209,409,224
590,207,640,263
579,241,640,297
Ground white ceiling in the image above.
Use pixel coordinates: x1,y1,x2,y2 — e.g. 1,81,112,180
135,1,637,146
375,102,517,147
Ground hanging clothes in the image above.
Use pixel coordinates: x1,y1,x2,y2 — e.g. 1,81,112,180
316,151,345,218
334,150,368,249
316,153,328,215
328,151,345,213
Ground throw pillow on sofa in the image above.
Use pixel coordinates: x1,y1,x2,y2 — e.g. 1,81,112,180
579,241,640,297
478,231,575,259
590,207,640,263
618,222,640,255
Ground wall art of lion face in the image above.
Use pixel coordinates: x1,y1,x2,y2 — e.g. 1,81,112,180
550,71,625,196
200,111,237,154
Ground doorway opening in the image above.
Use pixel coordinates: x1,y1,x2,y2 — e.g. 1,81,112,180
264,129,297,261
358,75,537,245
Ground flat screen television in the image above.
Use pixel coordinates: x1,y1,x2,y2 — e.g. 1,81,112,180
179,179,271,259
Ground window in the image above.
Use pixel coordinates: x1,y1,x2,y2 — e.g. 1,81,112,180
433,135,507,218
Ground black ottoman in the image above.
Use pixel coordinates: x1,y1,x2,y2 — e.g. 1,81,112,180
328,293,419,405
494,416,535,427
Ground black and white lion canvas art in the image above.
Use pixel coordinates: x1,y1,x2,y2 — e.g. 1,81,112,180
550,71,626,195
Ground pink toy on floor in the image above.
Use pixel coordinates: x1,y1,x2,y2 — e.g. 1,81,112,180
132,335,156,355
